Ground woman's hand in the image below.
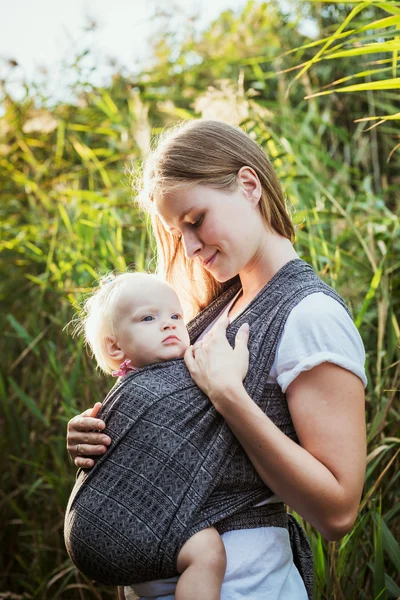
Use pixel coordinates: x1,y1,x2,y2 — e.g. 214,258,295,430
67,402,111,468
184,318,250,409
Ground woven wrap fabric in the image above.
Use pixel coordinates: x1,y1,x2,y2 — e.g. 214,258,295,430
64,259,349,597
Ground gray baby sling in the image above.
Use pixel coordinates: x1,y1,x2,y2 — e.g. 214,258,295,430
64,259,351,598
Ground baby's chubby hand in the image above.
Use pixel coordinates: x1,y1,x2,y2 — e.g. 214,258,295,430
184,318,250,410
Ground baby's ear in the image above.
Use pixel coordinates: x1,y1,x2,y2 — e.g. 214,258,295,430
105,336,125,361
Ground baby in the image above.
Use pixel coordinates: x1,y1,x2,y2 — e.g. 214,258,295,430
79,271,226,600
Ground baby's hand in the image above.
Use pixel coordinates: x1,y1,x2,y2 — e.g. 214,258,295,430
67,402,111,468
184,319,250,409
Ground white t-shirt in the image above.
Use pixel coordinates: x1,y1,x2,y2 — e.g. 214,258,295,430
126,291,367,600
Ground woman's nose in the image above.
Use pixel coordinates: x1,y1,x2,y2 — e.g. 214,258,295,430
181,230,202,259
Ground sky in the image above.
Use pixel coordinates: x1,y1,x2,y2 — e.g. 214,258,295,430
0,0,249,101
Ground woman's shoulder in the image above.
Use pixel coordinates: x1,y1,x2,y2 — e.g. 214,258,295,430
282,291,361,347
289,290,351,321
271,292,367,392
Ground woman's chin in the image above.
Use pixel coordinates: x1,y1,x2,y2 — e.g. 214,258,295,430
202,256,238,283
210,269,237,284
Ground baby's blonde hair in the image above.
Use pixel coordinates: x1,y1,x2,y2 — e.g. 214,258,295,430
77,272,164,375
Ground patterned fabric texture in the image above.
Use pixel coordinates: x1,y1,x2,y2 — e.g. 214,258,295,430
64,259,349,597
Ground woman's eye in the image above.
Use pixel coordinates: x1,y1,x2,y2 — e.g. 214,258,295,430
191,216,203,228
142,315,154,322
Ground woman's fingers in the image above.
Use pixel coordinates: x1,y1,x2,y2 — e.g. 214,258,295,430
191,340,203,353
89,402,102,418
75,443,108,457
184,345,196,372
67,404,110,464
213,317,230,336
81,407,97,418
74,457,95,468
201,329,214,343
234,322,250,349
234,323,250,380
68,416,106,432
67,434,110,463
68,431,111,446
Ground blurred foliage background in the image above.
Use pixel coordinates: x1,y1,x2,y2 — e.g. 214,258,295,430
1,1,399,598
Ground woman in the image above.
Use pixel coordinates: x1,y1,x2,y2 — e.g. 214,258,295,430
67,119,367,600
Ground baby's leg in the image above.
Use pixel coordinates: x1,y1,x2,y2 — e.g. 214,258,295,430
175,526,226,600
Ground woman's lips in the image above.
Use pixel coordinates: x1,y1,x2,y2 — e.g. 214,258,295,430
204,251,218,268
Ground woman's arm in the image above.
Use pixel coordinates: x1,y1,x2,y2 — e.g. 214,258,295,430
211,362,366,541
186,319,366,541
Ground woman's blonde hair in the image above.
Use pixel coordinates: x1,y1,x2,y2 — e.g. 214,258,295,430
136,119,295,319
77,272,165,375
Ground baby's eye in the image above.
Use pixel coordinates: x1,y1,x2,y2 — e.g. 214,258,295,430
142,315,155,322
171,314,181,320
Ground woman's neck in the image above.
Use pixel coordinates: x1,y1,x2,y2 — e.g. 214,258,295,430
238,232,298,303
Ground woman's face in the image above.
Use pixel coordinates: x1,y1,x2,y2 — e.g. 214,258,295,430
155,169,267,283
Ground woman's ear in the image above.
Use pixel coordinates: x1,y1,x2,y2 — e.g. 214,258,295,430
105,336,125,362
237,166,261,207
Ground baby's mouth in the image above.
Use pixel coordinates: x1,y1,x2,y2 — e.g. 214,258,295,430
162,335,180,344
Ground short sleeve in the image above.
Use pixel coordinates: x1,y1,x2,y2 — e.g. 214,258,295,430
269,292,367,393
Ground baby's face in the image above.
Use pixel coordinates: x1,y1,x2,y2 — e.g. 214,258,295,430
113,279,190,368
